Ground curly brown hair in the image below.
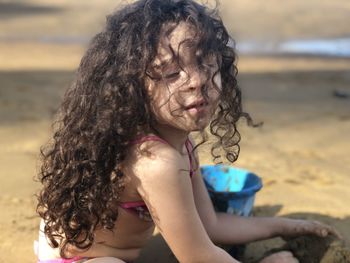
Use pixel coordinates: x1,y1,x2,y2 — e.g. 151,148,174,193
36,0,254,257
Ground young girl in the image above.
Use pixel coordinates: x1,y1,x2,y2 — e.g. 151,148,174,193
36,0,338,262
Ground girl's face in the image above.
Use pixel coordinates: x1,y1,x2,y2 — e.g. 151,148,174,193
146,22,221,132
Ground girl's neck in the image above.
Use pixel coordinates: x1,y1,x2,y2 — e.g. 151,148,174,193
151,124,189,153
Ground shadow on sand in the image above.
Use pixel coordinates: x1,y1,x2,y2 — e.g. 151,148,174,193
0,2,64,18
245,205,350,263
134,205,350,263
0,68,349,126
0,70,74,125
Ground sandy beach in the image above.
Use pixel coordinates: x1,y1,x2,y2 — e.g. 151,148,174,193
0,1,349,262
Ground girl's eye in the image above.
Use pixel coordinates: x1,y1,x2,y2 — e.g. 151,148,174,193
202,60,218,69
203,64,217,69
207,63,218,68
164,71,180,79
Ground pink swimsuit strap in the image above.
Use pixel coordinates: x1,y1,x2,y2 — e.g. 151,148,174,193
185,139,194,177
119,201,147,209
38,256,87,263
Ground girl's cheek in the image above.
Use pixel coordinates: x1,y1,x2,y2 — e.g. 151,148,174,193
213,72,222,91
145,77,157,100
145,77,167,104
210,73,222,102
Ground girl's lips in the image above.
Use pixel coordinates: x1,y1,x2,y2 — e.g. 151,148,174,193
184,99,207,110
185,102,209,114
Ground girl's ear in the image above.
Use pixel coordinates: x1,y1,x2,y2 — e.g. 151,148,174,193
145,76,155,97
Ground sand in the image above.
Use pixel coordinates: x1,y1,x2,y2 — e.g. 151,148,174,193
249,235,350,263
0,0,349,262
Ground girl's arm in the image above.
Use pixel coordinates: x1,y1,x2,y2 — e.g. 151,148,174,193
130,142,239,263
191,162,277,244
190,140,339,245
66,243,141,262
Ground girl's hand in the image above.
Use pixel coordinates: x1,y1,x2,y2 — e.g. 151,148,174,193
278,218,341,239
259,251,299,263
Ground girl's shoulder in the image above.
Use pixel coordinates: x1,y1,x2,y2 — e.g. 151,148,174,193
131,134,169,145
129,134,175,159
124,134,189,182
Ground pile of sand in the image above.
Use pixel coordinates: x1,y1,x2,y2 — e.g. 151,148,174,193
254,236,350,263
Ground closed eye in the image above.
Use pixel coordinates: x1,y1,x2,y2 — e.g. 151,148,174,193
202,59,219,68
164,71,180,79
204,64,217,69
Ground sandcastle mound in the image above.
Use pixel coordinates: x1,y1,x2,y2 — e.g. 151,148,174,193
260,235,350,263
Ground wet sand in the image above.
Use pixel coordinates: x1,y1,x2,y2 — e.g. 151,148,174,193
0,0,349,262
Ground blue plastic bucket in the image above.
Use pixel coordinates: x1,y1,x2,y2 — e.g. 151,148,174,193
200,165,263,216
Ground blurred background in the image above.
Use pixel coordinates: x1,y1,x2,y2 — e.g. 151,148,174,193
0,0,349,262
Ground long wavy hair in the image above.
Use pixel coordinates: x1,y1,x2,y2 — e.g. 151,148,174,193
37,0,254,257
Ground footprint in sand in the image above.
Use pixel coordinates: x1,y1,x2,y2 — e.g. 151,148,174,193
284,179,301,185
264,179,277,187
281,167,334,187
300,168,334,186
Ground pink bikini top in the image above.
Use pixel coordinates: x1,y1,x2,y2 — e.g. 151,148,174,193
119,135,195,222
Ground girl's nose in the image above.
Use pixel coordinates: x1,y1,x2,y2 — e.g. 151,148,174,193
187,67,206,91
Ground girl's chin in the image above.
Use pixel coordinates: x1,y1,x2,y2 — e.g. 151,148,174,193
166,121,209,133
187,119,211,131
156,115,211,132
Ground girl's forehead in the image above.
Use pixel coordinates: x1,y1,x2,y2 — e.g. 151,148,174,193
151,22,198,68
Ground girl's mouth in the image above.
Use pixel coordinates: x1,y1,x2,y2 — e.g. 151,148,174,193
185,100,209,114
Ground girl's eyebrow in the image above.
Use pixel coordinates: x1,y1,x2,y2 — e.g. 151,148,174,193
181,38,197,48
154,42,195,65
152,57,174,69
